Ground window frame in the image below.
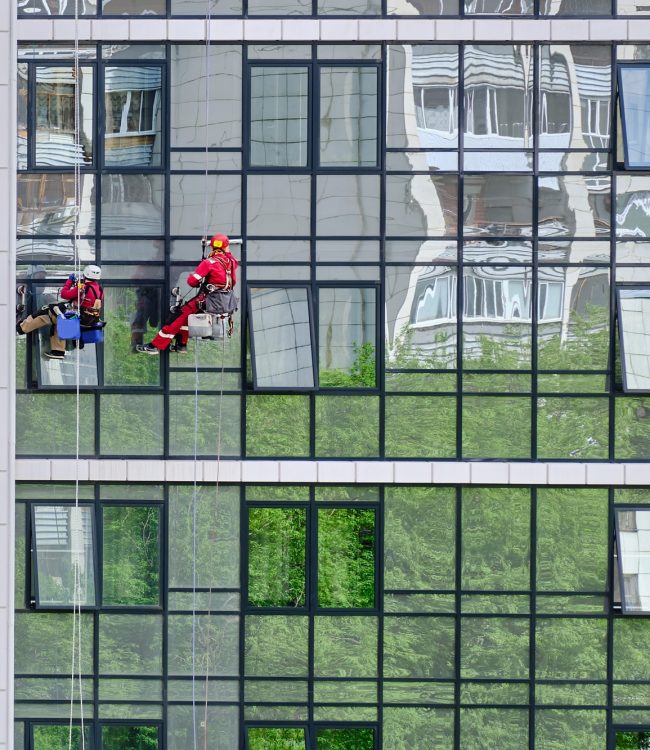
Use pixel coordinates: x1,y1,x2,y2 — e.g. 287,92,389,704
614,505,650,616
246,59,381,173
618,63,650,170
616,284,650,394
244,723,378,750
29,500,164,611
29,719,163,750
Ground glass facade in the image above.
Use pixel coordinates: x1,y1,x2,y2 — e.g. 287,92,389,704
11,29,650,750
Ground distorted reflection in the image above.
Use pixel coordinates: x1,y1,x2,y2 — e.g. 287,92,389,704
18,0,97,14
540,0,610,12
618,287,650,392
465,0,532,12
463,175,532,237
538,175,611,237
464,45,533,157
17,64,28,169
104,66,162,167
386,0,456,12
385,174,457,237
387,45,458,154
35,66,94,167
539,45,611,151
16,238,95,264
103,0,165,13
17,173,95,236
101,173,163,235
616,508,650,613
619,65,650,169
617,176,650,238
538,240,609,264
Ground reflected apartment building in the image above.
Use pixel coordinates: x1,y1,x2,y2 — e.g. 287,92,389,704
7,4,650,750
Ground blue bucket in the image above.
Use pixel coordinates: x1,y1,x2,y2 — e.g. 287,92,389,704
81,327,104,345
57,312,80,340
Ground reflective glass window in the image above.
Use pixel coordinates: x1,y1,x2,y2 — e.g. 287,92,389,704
247,728,307,749
247,174,311,237
103,0,165,13
619,65,650,169
316,174,380,236
249,286,317,390
317,728,375,748
465,0,532,12
18,0,97,13
463,175,532,237
104,66,162,168
33,505,96,607
102,505,161,606
319,66,378,168
32,725,91,749
615,508,650,614
18,173,95,237
317,0,381,13
101,725,160,747
319,287,376,388
250,66,309,168
618,287,650,392
101,173,164,236
35,66,93,167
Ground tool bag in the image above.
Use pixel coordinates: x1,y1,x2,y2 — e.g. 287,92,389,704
205,289,239,318
56,311,80,340
188,313,214,338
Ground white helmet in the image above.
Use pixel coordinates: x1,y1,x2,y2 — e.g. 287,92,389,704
83,264,101,280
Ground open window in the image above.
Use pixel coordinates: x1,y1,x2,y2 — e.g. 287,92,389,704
617,286,650,393
30,503,161,609
614,508,650,614
619,65,650,169
248,286,318,390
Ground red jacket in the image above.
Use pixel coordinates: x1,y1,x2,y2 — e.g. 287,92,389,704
60,278,104,309
188,252,238,291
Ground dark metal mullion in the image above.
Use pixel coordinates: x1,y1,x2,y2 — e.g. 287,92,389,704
378,45,387,460
310,45,318,458
609,46,618,461
27,62,35,171
531,43,539,461
529,487,537,750
376,487,384,750
454,487,462,750
457,43,464,461
606,488,615,750
241,48,250,456
308,487,317,730
239,485,247,748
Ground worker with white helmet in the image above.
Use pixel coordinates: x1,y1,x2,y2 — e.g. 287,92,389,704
16,265,104,360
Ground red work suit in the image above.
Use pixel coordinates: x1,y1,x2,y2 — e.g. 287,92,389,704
150,251,238,350
60,278,104,310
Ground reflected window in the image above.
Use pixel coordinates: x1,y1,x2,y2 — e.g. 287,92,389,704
615,508,650,614
104,66,163,167
31,503,161,609
619,65,650,169
248,286,317,390
617,286,650,393
32,505,96,607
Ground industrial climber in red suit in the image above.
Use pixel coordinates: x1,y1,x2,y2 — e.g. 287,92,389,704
136,233,238,355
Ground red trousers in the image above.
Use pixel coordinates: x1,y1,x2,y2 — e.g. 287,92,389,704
150,295,203,350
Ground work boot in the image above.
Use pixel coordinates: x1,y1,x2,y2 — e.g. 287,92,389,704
135,343,160,355
44,350,65,359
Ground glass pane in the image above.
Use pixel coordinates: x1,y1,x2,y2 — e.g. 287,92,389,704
318,0,381,11
102,505,160,606
460,710,528,750
249,0,311,12
384,616,454,678
461,617,529,679
99,613,162,675
535,710,606,749
103,286,161,385
250,67,308,168
103,0,165,13
248,507,306,607
538,175,610,237
17,173,95,236
168,614,239,676
19,0,97,13
315,395,379,457
385,174,457,237
618,287,650,391
536,488,608,592
319,288,376,388
538,267,609,371
462,396,531,458
247,174,311,236
249,287,316,389
169,173,240,236
535,618,607,679
314,616,378,677
33,505,95,606
461,488,530,591
35,66,93,167
15,612,94,674
463,175,533,237
464,45,533,149
317,729,374,749
465,0,532,12
383,708,454,749
387,45,459,150
100,394,163,455
101,725,159,748
101,174,164,236
170,45,242,148
319,67,378,167
616,508,650,613
248,728,307,749
536,396,609,459
168,394,240,457
316,174,380,236
104,66,162,168
245,615,309,676
620,67,650,168
318,508,375,608
16,393,95,456
246,395,310,457
615,733,650,748
17,63,28,170
33,725,91,750
542,0,609,12
385,396,456,458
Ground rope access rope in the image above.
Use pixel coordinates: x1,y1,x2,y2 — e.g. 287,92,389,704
69,0,85,747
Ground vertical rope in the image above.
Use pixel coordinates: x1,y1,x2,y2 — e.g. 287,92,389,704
69,0,85,748
191,338,201,750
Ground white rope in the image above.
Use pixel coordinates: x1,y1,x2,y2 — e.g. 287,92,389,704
69,0,85,747
191,338,201,750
